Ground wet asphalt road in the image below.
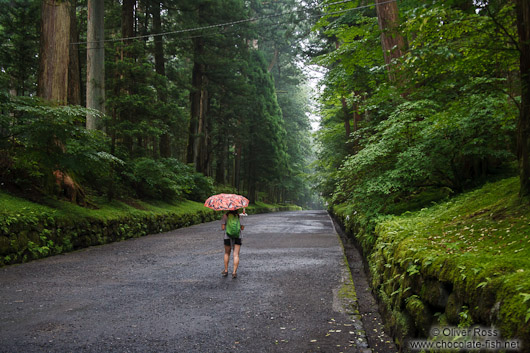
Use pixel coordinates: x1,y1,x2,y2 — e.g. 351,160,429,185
0,210,375,352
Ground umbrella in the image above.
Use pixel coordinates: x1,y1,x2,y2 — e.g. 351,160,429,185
204,193,249,211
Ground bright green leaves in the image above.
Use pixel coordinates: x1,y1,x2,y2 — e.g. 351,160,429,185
401,3,518,91
0,94,114,193
312,0,519,220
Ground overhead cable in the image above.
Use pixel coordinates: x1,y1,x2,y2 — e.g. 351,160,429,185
72,0,397,46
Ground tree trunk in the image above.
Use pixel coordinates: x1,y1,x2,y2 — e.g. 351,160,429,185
86,0,105,129
196,80,209,174
122,0,134,43
215,144,226,184
352,101,361,151
341,96,351,140
152,2,171,158
375,0,405,82
516,0,530,197
121,0,135,154
235,144,241,191
38,0,71,103
187,37,208,173
68,0,81,106
268,47,279,72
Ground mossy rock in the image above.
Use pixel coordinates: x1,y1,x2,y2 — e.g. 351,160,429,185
391,308,414,345
10,231,29,252
27,231,40,244
405,296,432,337
472,281,503,324
420,280,450,310
0,236,10,255
445,292,464,324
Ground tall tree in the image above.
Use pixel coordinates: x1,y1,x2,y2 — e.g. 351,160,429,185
242,50,288,203
186,36,208,172
152,1,171,158
38,0,71,103
68,0,81,106
86,0,105,129
375,0,405,81
0,0,40,96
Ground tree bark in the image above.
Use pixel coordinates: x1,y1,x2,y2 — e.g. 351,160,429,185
38,0,71,103
375,0,405,82
234,144,241,191
153,2,171,158
187,36,209,174
68,0,81,106
516,0,530,197
86,0,105,129
121,0,135,153
268,47,279,72
341,96,351,140
215,142,227,184
122,0,134,42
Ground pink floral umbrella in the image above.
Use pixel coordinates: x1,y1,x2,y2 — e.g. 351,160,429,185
204,193,249,211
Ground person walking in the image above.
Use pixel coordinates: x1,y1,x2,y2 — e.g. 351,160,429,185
221,210,244,279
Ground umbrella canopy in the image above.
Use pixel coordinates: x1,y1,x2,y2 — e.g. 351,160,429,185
204,193,249,211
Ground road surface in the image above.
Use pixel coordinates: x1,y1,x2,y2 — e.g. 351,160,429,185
0,210,395,352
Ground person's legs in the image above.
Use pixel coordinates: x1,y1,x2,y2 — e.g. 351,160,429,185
232,244,241,277
223,244,231,275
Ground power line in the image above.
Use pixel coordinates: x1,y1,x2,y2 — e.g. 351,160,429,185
72,0,397,46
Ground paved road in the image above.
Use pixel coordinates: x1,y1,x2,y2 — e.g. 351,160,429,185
0,210,379,352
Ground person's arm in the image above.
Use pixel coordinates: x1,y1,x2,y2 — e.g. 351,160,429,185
221,214,227,230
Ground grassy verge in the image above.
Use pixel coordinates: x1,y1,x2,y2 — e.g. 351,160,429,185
0,192,300,266
331,177,530,349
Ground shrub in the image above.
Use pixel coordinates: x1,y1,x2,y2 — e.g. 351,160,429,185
0,94,118,197
123,157,213,202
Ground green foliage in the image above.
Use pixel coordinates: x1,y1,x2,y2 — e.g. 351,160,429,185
188,172,215,203
122,158,213,202
0,0,40,96
332,177,530,345
337,88,516,216
239,50,289,201
0,94,116,194
0,0,316,209
125,158,182,200
313,0,519,218
0,189,301,266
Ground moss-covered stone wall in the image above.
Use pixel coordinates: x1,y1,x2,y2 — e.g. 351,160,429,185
330,211,530,352
1,204,300,266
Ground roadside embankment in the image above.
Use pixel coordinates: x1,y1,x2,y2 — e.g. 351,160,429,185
0,193,300,266
330,177,530,351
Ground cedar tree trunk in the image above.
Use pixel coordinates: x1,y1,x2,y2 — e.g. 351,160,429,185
86,0,105,129
38,0,71,103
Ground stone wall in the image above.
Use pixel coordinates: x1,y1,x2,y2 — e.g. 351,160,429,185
330,211,529,352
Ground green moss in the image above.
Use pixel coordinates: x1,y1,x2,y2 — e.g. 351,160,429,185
405,296,432,336
332,177,530,348
1,190,301,266
445,292,464,324
420,280,449,310
338,255,359,304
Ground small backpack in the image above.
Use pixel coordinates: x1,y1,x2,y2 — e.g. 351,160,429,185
225,213,241,238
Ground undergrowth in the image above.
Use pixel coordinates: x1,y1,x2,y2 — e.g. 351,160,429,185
332,177,530,346
0,191,300,266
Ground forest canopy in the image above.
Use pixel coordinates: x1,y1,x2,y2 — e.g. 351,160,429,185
1,0,527,215
0,0,319,208
310,0,527,221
